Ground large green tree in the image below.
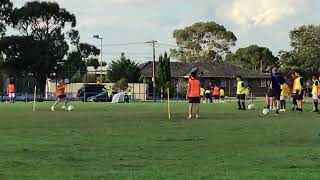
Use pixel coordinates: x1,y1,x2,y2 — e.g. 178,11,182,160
170,21,237,63
107,53,141,83
157,52,171,88
279,25,320,76
60,43,100,79
226,45,278,71
0,1,76,94
0,0,12,36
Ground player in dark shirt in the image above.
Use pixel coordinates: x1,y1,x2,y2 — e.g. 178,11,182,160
270,67,285,115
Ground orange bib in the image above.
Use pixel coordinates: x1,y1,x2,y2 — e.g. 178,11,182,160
188,79,200,97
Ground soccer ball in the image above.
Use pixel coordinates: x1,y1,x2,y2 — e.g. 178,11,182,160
248,104,255,110
262,108,270,115
67,105,74,111
62,106,66,110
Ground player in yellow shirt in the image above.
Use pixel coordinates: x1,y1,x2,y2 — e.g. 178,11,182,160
245,86,251,103
200,86,205,103
294,70,304,112
220,88,225,103
204,87,211,104
280,80,290,112
236,75,246,110
311,75,319,112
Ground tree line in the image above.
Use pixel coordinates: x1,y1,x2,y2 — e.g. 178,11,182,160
170,22,320,77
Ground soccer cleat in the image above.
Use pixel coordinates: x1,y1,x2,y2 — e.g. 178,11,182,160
51,106,55,112
275,110,279,116
196,115,200,119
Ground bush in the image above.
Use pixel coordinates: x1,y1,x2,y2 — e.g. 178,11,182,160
178,83,188,98
113,78,128,91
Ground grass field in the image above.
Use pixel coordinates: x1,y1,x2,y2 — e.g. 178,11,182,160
0,101,320,180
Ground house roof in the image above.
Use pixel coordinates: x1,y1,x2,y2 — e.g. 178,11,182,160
140,61,269,79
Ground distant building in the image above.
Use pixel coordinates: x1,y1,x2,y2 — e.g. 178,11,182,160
86,66,108,75
140,61,269,97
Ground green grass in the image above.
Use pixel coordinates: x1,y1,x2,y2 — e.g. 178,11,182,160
0,101,320,180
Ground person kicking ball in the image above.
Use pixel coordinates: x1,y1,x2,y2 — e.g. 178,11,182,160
51,79,69,112
186,72,201,120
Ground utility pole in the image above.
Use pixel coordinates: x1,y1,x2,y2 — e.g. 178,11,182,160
146,40,158,102
93,35,103,82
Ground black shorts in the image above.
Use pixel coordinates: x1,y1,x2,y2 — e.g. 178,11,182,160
273,92,281,101
213,95,220,100
295,91,304,100
57,95,67,99
205,94,211,99
220,96,225,99
267,91,274,98
237,94,245,100
188,97,200,104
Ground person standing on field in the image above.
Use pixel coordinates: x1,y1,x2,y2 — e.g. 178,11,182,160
293,70,304,112
318,75,320,106
186,72,201,120
311,75,319,112
204,87,211,104
270,67,285,115
291,73,298,111
236,75,246,110
280,80,290,112
200,86,205,103
212,84,220,103
7,81,16,103
220,88,225,103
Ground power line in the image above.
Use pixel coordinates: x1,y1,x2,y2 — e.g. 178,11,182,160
101,42,149,47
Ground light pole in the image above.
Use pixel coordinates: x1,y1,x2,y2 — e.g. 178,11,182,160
93,35,103,82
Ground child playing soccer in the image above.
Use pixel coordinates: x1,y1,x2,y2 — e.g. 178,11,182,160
7,81,16,103
294,70,304,112
220,88,225,103
280,80,290,112
204,87,211,104
311,75,319,112
186,72,201,119
212,85,220,103
51,79,69,111
245,86,251,103
236,75,246,110
200,86,205,103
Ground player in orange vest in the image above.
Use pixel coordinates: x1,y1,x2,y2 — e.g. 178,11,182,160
186,72,201,120
212,85,220,103
51,79,69,111
7,81,16,103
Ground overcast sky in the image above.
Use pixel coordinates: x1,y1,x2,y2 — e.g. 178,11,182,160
12,0,320,63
